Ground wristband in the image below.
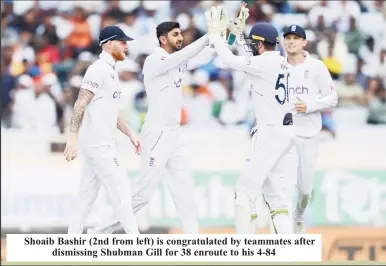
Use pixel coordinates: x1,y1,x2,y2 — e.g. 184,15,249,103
227,32,237,46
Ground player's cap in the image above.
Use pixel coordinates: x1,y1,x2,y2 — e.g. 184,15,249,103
283,25,306,39
246,22,279,45
99,26,133,46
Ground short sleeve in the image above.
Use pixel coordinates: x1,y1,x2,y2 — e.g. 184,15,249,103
81,65,103,94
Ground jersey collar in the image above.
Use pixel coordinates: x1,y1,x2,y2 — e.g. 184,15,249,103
261,51,280,56
155,47,169,55
99,50,117,68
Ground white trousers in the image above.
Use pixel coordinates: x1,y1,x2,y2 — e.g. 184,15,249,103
295,136,318,196
236,125,298,233
91,127,199,234
67,144,139,234
237,125,298,204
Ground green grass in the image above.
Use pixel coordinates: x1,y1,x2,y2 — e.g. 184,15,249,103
3,262,386,265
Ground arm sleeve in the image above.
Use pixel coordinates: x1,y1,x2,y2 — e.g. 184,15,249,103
209,34,262,75
306,61,338,113
235,39,247,56
186,46,217,70
151,35,210,76
81,65,104,94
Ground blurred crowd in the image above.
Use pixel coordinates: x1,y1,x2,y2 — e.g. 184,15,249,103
1,0,386,136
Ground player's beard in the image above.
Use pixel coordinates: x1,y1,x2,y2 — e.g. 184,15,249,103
171,41,183,52
112,49,126,61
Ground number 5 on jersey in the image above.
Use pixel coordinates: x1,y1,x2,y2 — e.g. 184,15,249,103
275,74,288,105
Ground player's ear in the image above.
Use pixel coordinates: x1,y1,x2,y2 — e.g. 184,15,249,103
159,36,167,45
302,39,308,49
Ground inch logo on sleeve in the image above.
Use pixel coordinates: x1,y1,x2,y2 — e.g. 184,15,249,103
83,80,99,88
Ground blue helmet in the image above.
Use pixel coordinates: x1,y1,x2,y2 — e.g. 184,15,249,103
243,22,279,59
247,22,279,45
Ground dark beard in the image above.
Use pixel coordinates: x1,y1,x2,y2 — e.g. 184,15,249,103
172,43,182,52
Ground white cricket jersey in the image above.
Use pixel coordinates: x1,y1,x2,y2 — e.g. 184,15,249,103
78,51,122,147
285,51,338,137
210,34,293,127
141,35,215,131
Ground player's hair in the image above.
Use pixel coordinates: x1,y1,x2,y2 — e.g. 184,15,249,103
263,42,276,51
156,21,180,46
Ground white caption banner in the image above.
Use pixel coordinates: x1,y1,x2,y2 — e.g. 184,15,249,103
7,234,322,262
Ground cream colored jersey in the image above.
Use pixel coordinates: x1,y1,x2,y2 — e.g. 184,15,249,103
78,51,122,148
142,35,215,131
211,34,292,127
285,51,338,137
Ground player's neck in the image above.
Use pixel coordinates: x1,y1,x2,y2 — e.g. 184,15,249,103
162,46,174,54
102,49,118,63
287,52,306,66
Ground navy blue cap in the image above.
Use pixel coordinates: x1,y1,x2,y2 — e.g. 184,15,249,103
247,22,279,45
283,25,306,39
99,26,133,46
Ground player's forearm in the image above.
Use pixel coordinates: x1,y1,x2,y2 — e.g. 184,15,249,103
306,93,338,113
69,88,94,134
210,34,235,64
235,39,247,56
69,103,86,134
117,116,134,138
186,46,217,70
209,34,250,73
158,35,209,73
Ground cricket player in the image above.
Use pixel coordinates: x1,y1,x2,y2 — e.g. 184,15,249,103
64,26,142,234
282,25,338,233
88,21,221,234
206,5,298,234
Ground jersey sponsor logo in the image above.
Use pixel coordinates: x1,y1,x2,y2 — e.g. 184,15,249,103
113,91,121,99
288,86,309,95
174,78,182,88
83,80,99,88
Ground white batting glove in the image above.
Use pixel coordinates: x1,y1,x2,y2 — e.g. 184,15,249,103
227,5,249,45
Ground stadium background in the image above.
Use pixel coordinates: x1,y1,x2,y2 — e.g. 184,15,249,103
1,0,386,263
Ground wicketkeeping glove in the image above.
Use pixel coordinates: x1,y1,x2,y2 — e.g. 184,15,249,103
227,5,249,45
205,6,228,36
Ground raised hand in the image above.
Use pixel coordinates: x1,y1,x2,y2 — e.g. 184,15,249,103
205,6,227,35
227,2,250,45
